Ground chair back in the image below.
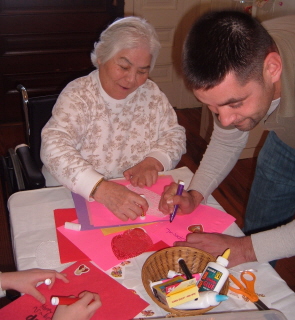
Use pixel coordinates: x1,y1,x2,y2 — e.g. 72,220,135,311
17,85,59,169
28,95,58,168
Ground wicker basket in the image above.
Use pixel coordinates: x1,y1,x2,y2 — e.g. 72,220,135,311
141,246,229,317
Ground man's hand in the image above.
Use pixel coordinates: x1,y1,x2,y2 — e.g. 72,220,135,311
158,184,203,215
174,233,257,267
123,157,163,188
93,180,148,221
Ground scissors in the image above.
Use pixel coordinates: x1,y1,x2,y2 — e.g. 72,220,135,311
229,271,269,310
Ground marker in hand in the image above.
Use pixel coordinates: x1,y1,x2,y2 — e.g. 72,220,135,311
51,295,95,306
170,180,185,223
51,296,79,305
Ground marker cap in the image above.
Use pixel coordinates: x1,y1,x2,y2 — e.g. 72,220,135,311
215,294,228,302
64,222,81,231
51,297,59,305
216,248,230,267
222,248,230,260
167,270,182,278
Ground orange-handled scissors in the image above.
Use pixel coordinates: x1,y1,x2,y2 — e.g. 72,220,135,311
229,271,269,310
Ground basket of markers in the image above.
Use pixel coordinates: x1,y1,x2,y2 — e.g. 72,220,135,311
141,246,229,317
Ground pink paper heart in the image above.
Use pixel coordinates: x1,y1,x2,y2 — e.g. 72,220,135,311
111,228,153,260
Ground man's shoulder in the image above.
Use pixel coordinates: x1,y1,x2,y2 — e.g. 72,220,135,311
262,15,295,31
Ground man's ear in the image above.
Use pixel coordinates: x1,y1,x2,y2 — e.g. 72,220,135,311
264,52,282,84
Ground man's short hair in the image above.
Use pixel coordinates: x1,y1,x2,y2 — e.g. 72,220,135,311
183,10,277,90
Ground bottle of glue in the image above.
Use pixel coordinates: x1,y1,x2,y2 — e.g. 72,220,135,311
198,248,230,293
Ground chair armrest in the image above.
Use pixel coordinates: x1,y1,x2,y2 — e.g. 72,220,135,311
15,144,45,189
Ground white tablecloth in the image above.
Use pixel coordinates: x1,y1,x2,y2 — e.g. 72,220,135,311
8,167,295,319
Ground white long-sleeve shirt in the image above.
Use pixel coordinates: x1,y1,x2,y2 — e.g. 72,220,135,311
41,70,186,200
188,15,295,263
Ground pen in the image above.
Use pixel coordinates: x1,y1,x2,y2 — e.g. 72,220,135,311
170,180,185,223
51,296,79,305
178,258,193,280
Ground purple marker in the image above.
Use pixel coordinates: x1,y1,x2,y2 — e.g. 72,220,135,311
170,180,185,223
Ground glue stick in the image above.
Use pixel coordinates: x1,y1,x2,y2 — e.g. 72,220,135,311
175,291,228,310
198,249,230,293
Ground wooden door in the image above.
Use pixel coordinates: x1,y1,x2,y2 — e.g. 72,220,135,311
0,0,124,154
124,0,236,109
125,0,213,109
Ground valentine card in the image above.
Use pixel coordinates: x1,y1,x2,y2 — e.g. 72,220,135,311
81,176,173,228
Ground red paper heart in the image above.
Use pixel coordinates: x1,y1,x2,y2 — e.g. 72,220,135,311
111,228,153,260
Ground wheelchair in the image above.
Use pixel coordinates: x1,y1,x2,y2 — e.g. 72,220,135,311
0,85,59,199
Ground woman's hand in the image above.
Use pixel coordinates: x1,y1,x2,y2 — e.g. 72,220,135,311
52,291,101,320
1,269,69,304
93,180,148,221
123,157,163,188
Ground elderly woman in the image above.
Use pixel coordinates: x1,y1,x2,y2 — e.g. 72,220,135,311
41,16,186,221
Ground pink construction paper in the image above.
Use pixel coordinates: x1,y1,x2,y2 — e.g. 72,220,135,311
58,204,235,270
0,261,148,320
143,204,236,243
58,222,137,270
86,176,173,227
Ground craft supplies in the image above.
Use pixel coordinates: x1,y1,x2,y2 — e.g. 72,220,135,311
64,221,81,231
141,247,229,316
170,180,185,222
152,276,198,308
229,271,269,310
167,270,201,281
51,296,80,305
175,291,228,310
178,258,193,279
198,248,230,293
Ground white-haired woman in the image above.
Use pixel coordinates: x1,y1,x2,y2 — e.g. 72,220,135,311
41,17,186,221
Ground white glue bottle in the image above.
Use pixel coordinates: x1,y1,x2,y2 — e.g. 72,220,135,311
175,291,228,310
198,248,230,293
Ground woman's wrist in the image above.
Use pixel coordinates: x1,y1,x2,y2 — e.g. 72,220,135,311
189,190,204,208
90,177,104,199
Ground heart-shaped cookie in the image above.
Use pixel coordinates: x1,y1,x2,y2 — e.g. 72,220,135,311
111,228,153,260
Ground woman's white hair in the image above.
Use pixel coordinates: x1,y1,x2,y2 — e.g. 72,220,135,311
91,16,161,71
